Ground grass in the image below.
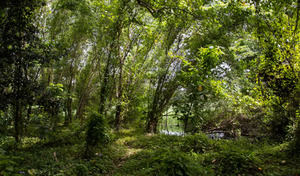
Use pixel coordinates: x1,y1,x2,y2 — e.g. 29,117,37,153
1,125,300,176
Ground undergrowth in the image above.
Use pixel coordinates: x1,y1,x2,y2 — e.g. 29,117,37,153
1,126,300,176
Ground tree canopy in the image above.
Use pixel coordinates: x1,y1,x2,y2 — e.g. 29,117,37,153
0,0,299,175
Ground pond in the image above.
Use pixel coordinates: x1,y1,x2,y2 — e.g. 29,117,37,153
159,115,185,136
160,129,185,136
207,131,225,139
158,113,226,139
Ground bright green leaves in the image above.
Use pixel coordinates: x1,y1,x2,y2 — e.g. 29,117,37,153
175,46,225,131
209,79,225,97
85,112,110,157
181,46,223,84
250,0,300,141
253,4,299,100
0,152,23,176
196,46,223,75
47,83,64,96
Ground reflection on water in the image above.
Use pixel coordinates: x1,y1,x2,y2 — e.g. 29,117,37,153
159,109,185,136
159,115,185,136
159,112,225,139
160,130,184,136
207,131,225,139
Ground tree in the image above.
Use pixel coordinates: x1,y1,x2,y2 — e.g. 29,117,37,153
252,0,300,141
48,0,93,125
145,30,183,133
0,0,51,142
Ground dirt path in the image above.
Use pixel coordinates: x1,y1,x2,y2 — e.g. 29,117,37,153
106,129,143,176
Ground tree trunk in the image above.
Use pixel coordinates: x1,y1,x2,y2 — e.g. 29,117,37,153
165,115,168,133
146,119,158,133
26,105,31,120
98,58,111,115
24,105,32,136
146,110,159,133
14,100,22,143
76,96,86,124
183,117,188,133
115,104,122,131
295,122,300,151
65,69,74,125
14,62,22,143
65,97,72,125
115,58,123,131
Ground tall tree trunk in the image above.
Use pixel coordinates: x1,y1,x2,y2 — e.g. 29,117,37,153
183,117,188,133
99,21,121,115
76,95,86,123
165,115,168,133
98,58,111,115
146,112,158,133
65,63,74,125
115,58,123,131
65,97,73,127
295,122,300,152
146,74,164,133
23,104,32,136
14,100,22,143
115,104,122,131
14,62,22,143
65,95,73,125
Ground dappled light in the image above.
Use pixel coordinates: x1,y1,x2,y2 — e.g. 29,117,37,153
0,0,300,175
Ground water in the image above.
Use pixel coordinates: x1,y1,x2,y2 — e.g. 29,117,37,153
160,130,184,136
161,129,226,139
159,115,185,136
158,113,227,139
207,131,225,139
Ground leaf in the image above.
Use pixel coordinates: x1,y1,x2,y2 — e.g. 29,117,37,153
28,169,37,175
198,85,203,91
6,166,13,172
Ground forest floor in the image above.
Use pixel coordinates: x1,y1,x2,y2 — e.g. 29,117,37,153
107,127,300,176
1,125,300,175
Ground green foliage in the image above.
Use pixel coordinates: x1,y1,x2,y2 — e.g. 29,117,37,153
0,149,24,176
0,110,13,135
0,0,56,142
38,83,65,125
1,0,300,175
120,149,214,176
181,133,216,153
204,149,261,176
86,112,110,147
196,47,223,75
71,163,88,176
289,119,300,155
251,0,300,142
85,112,110,157
0,136,15,151
174,46,225,132
126,134,182,150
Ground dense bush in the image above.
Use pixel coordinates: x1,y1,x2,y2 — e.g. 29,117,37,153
204,149,261,176
71,163,89,176
85,112,110,157
126,134,182,150
181,133,216,153
120,149,214,176
0,148,24,176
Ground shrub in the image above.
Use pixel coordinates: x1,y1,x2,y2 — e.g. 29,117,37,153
204,149,261,176
85,112,110,157
126,134,182,150
72,163,89,176
121,149,214,176
0,149,24,176
181,133,216,153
